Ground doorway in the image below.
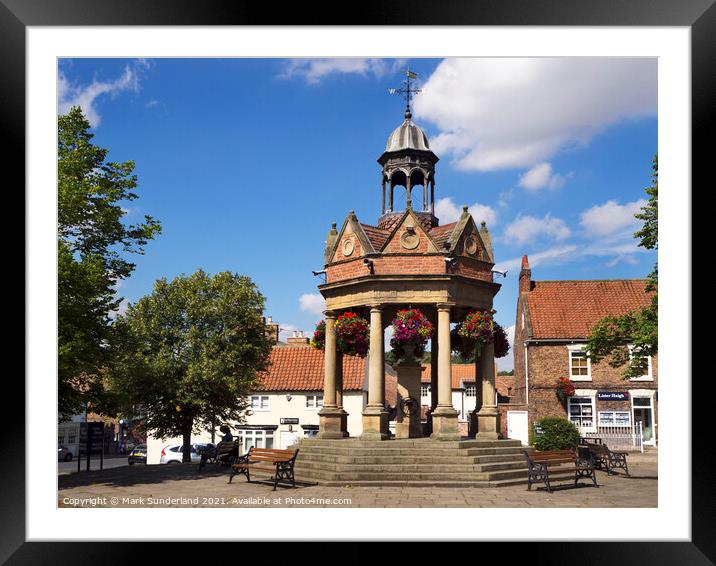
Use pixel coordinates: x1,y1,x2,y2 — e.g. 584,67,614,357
507,411,529,446
632,397,656,446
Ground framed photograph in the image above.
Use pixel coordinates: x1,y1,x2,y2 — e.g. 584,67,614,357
13,0,707,560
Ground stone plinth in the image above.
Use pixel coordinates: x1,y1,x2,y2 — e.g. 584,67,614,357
476,405,500,439
317,407,349,439
430,406,461,441
361,406,390,440
394,352,424,439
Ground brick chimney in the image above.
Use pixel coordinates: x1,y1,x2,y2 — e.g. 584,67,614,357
519,255,532,293
264,316,280,345
286,330,311,347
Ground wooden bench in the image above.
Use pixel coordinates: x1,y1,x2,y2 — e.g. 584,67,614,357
522,449,598,493
198,441,240,471
585,442,630,476
229,447,299,490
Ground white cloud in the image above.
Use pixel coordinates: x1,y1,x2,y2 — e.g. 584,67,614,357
495,244,578,272
518,162,568,191
299,293,326,315
580,199,646,241
59,62,148,127
502,214,571,247
434,197,497,226
415,58,656,171
279,58,405,85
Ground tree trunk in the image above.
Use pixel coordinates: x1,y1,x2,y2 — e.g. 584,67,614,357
181,422,192,463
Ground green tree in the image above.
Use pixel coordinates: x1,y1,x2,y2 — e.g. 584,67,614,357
58,107,161,419
586,155,658,379
109,270,273,462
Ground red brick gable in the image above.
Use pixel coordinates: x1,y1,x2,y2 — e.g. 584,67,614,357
256,347,366,391
526,279,653,339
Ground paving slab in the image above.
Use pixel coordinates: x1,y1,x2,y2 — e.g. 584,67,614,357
58,451,657,508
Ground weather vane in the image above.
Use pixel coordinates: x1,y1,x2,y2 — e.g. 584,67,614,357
388,69,421,119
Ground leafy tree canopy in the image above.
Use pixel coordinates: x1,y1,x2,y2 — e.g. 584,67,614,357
58,107,161,419
109,270,273,461
587,155,658,379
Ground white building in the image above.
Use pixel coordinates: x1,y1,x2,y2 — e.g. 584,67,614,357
147,335,396,464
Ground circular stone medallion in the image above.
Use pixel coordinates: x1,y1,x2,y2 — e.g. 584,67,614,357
342,237,355,256
464,235,479,256
400,230,420,250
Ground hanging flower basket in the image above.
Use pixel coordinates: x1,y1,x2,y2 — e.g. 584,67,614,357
492,323,511,359
556,377,576,403
451,311,510,360
310,320,326,351
310,312,369,358
389,308,433,360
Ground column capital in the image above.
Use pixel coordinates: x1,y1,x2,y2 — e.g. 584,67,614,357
323,309,337,319
436,302,454,313
369,303,384,313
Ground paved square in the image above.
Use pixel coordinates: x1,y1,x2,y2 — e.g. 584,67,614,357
58,450,656,508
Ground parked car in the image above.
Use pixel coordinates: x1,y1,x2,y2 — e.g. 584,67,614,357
58,445,73,461
159,444,204,464
128,443,147,465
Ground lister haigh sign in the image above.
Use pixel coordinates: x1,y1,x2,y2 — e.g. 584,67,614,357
597,392,630,401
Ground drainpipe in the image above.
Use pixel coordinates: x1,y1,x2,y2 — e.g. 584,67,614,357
524,343,529,406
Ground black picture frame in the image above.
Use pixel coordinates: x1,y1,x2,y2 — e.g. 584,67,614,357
9,0,706,562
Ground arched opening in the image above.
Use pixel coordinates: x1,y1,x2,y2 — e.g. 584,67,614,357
409,169,427,211
389,170,408,212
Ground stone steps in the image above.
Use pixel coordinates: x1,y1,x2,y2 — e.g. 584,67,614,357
293,453,525,466
291,438,535,488
295,446,525,458
294,460,528,474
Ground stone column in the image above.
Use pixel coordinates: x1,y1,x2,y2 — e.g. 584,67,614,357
381,177,386,215
361,305,389,440
476,341,500,439
335,353,349,437
430,180,435,216
430,304,460,441
388,181,394,212
406,177,412,209
317,311,347,439
425,337,439,435
423,179,428,211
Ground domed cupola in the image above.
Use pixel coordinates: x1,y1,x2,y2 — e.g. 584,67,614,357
377,72,439,229
385,115,431,152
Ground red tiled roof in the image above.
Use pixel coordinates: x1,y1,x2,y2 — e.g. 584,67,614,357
360,223,390,250
429,222,457,248
256,347,365,391
526,279,653,339
420,363,477,389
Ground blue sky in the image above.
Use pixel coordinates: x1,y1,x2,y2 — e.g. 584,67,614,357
58,57,657,370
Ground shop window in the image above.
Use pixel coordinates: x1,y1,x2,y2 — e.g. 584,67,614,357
306,395,323,409
237,429,275,453
568,345,591,381
567,396,595,432
67,429,77,444
598,411,631,427
250,395,270,411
